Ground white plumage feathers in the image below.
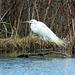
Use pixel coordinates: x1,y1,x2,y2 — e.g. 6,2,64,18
24,19,66,47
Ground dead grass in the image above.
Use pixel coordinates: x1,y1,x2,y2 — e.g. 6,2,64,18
0,33,74,57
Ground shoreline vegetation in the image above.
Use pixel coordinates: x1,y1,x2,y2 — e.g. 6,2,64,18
0,34,74,58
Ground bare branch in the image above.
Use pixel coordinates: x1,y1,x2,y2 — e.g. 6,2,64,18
34,0,39,20
32,5,35,19
0,28,11,34
0,22,10,24
1,2,15,20
0,16,7,37
44,0,51,22
28,0,31,32
15,1,24,38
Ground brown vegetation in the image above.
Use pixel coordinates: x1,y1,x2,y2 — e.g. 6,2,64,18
0,0,75,57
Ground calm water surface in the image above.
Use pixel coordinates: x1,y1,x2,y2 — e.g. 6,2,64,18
0,57,75,75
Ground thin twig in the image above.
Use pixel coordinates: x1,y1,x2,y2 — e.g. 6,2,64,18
0,28,11,34
28,0,31,32
0,22,10,24
34,0,39,20
1,2,15,20
15,1,24,38
0,16,7,37
0,2,15,38
44,0,51,22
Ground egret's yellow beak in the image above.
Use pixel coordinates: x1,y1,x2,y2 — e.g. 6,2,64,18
23,21,30,23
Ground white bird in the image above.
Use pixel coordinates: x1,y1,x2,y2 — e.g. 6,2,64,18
23,19,65,52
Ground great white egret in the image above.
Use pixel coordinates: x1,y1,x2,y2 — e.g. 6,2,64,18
23,19,65,53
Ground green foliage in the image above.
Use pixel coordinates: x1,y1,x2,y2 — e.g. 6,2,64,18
52,23,57,27
5,24,10,28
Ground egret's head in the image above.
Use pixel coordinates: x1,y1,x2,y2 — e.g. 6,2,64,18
23,19,37,24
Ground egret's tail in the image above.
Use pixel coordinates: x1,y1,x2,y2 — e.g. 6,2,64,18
54,38,66,47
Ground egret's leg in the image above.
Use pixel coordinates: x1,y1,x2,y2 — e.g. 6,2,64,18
38,39,45,58
43,40,45,53
40,39,43,53
41,39,43,48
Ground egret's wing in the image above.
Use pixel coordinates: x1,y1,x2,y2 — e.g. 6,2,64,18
36,21,66,47
37,21,57,41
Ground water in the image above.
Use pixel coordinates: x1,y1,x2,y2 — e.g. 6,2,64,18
0,58,75,75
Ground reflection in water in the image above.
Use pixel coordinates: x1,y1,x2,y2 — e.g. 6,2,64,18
65,59,69,75
0,58,75,75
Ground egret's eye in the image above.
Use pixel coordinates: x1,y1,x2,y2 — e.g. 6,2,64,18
30,21,33,22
